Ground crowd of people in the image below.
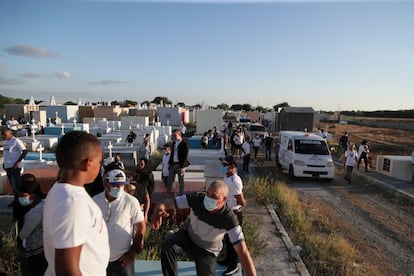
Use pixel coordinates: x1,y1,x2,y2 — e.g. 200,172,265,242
340,132,373,184
5,126,259,276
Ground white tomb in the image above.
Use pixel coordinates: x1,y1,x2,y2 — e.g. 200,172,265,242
376,155,414,181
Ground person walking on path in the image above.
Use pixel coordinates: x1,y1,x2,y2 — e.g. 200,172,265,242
241,136,251,173
168,129,189,195
344,144,359,184
151,180,257,276
339,132,349,153
2,128,28,207
251,134,262,160
218,155,246,275
93,169,146,276
358,140,370,172
134,157,153,222
43,131,109,275
264,133,274,161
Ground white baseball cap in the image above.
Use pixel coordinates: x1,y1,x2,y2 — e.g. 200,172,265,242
107,169,129,185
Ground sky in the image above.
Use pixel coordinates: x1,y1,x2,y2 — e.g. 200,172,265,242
0,0,413,111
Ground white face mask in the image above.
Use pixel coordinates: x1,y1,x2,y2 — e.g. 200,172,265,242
18,196,33,206
203,195,218,211
109,186,124,198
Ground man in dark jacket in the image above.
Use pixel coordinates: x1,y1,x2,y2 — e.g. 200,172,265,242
168,129,189,195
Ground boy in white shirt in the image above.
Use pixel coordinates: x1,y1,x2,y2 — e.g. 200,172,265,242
43,131,110,275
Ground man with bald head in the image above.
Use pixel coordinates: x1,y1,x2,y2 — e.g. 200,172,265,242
152,180,256,276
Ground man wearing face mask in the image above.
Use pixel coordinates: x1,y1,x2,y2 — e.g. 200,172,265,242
218,155,246,275
93,169,146,276
151,180,256,276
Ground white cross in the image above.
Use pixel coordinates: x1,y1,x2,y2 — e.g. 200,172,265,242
107,141,113,158
37,144,44,161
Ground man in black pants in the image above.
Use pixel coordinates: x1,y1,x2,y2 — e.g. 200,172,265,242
219,155,246,275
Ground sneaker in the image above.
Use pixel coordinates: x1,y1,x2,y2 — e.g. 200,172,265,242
222,265,239,276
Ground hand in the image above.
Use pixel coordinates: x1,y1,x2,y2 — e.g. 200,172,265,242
151,205,169,230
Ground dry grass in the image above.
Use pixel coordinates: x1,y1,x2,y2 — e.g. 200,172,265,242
244,174,379,275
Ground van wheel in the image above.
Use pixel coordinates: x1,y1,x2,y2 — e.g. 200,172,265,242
289,165,296,180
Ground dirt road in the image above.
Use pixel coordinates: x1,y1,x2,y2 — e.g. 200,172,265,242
283,168,414,275
250,123,414,275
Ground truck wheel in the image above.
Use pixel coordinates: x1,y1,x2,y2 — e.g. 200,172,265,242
289,165,296,180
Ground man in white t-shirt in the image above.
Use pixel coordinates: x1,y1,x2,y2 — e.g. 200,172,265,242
43,131,109,275
251,134,262,160
94,169,146,276
219,155,246,275
6,115,19,131
344,144,359,184
2,128,27,206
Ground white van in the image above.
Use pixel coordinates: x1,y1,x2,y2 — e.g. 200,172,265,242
248,123,268,139
278,131,334,180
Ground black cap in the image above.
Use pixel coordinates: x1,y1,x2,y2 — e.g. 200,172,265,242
219,155,237,166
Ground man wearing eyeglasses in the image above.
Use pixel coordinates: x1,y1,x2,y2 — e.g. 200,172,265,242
93,169,146,276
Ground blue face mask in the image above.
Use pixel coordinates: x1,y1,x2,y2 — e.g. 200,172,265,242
18,196,33,206
221,165,228,175
109,186,124,198
203,195,218,211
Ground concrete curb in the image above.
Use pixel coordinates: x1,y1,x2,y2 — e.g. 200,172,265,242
266,204,310,276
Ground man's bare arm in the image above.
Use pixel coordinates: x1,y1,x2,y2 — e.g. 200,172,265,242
55,245,83,276
234,241,257,276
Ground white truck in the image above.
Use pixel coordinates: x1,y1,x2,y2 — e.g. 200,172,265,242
278,131,334,180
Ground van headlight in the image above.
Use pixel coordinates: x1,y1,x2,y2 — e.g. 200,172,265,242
327,161,334,167
294,160,306,166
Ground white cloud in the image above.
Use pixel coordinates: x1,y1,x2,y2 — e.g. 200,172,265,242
88,80,130,86
55,71,71,79
4,44,59,58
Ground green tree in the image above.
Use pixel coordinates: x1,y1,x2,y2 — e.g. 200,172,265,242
242,103,252,111
216,103,229,110
64,101,77,105
230,104,243,111
151,96,172,105
273,102,290,111
125,100,138,106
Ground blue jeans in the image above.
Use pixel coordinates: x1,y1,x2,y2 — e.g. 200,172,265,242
106,258,135,276
6,167,22,200
161,229,217,276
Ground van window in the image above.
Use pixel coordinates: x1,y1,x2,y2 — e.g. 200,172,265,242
294,139,330,155
250,125,266,132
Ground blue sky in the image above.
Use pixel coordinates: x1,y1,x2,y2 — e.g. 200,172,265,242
0,0,413,111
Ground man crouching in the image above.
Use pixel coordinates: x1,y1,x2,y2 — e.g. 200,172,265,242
151,180,256,276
